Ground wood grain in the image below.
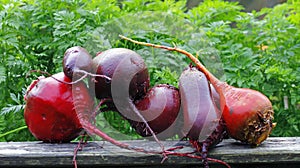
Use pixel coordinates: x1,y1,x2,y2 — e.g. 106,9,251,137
0,137,299,168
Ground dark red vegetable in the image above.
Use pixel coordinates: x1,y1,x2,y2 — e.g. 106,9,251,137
179,66,226,167
92,48,150,101
63,46,93,79
24,72,94,143
120,35,275,146
129,84,181,139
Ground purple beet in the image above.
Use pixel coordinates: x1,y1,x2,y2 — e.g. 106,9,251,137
179,66,226,168
92,48,149,102
63,46,93,79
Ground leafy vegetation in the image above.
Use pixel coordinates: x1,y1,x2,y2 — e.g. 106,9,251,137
0,0,299,141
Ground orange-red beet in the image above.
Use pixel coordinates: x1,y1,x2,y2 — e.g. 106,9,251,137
222,86,274,145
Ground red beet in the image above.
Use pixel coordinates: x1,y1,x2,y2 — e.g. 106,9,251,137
129,84,181,139
63,46,93,79
92,48,150,101
24,72,94,143
120,35,275,145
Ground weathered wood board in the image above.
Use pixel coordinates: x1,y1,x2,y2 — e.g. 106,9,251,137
0,137,299,168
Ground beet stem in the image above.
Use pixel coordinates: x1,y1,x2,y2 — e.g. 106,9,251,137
75,69,112,81
26,70,53,78
27,69,111,85
129,101,166,153
81,121,160,153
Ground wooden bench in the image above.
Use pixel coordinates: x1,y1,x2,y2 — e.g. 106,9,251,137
0,137,299,168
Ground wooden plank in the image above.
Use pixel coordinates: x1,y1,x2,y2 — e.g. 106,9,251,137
0,137,299,168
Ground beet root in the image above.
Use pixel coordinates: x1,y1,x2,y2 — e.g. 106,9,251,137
63,46,93,80
179,66,226,167
129,84,181,139
92,48,150,102
222,86,274,145
179,67,223,141
24,71,156,157
24,72,94,143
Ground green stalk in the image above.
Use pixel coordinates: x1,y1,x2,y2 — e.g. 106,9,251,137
0,125,28,138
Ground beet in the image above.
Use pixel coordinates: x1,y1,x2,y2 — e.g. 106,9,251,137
179,66,226,167
129,84,181,139
63,46,93,79
222,87,274,145
92,48,150,101
179,67,222,141
24,72,94,143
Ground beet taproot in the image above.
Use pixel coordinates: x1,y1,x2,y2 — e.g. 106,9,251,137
24,72,94,142
179,66,226,167
24,71,157,155
92,48,149,101
222,87,274,145
179,67,222,141
129,84,181,139
63,46,93,80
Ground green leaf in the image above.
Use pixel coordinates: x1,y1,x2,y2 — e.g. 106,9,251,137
0,104,24,115
0,66,5,83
